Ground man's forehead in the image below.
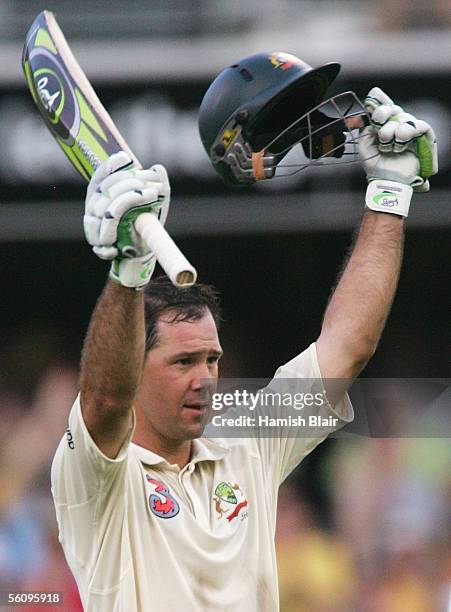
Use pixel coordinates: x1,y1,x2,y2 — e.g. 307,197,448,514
156,310,220,345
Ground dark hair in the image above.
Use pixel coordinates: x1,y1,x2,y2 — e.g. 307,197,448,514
143,275,222,352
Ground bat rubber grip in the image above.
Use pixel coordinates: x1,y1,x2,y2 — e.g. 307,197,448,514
134,214,197,287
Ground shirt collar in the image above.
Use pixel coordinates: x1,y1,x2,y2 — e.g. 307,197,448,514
130,437,229,468
191,437,230,464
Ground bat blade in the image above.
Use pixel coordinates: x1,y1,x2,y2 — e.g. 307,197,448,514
22,11,197,287
22,10,138,179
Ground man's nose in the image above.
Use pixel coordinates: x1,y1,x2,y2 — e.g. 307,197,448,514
191,363,214,390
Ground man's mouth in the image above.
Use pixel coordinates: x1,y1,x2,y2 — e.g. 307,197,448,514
183,403,208,410
182,403,210,418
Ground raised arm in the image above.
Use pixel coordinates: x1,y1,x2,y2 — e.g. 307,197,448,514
316,88,437,401
80,282,144,458
79,152,171,458
316,209,403,381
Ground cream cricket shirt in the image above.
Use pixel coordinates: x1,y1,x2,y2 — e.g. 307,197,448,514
51,343,353,611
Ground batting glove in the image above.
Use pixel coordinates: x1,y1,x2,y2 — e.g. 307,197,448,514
84,151,170,289
358,87,438,217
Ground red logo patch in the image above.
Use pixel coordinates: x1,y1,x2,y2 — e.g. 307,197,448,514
146,475,180,519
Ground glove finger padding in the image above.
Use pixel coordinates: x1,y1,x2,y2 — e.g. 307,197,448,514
107,177,157,202
359,125,421,183
375,112,416,152
86,151,133,203
91,175,161,219
83,213,101,247
93,245,118,260
377,120,398,152
99,186,161,247
147,164,171,226
371,103,403,129
392,116,418,153
364,87,395,116
84,152,138,244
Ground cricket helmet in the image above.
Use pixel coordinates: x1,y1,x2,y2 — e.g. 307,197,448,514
198,51,365,186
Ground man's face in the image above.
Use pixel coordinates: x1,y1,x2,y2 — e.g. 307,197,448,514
137,309,222,443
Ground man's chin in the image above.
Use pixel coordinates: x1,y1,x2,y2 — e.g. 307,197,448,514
179,406,210,436
169,418,205,442
182,421,207,440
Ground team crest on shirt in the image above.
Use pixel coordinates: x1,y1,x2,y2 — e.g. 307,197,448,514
146,475,180,519
212,481,248,522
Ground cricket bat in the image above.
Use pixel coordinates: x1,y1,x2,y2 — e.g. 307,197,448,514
22,10,197,287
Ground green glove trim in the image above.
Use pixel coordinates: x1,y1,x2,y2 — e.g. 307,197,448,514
115,203,156,258
416,135,434,178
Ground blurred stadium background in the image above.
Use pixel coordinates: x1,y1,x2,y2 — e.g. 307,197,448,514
0,1,450,610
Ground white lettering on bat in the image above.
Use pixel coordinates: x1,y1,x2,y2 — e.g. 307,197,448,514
37,76,61,111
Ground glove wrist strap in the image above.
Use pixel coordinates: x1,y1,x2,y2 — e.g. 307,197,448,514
365,180,413,218
109,254,156,290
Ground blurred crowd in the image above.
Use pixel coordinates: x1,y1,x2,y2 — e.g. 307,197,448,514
0,342,450,612
0,327,79,608
276,437,451,611
0,359,83,611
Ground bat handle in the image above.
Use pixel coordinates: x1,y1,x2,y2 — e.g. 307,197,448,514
134,214,197,287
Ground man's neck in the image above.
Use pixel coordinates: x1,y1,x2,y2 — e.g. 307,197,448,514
132,408,191,469
134,433,192,470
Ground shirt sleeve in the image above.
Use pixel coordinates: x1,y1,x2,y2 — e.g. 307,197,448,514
50,394,135,560
250,342,354,485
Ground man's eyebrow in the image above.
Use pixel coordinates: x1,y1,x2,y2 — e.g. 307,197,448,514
172,349,223,358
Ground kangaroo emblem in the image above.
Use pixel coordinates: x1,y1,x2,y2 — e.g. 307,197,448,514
213,497,226,518
212,481,248,522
